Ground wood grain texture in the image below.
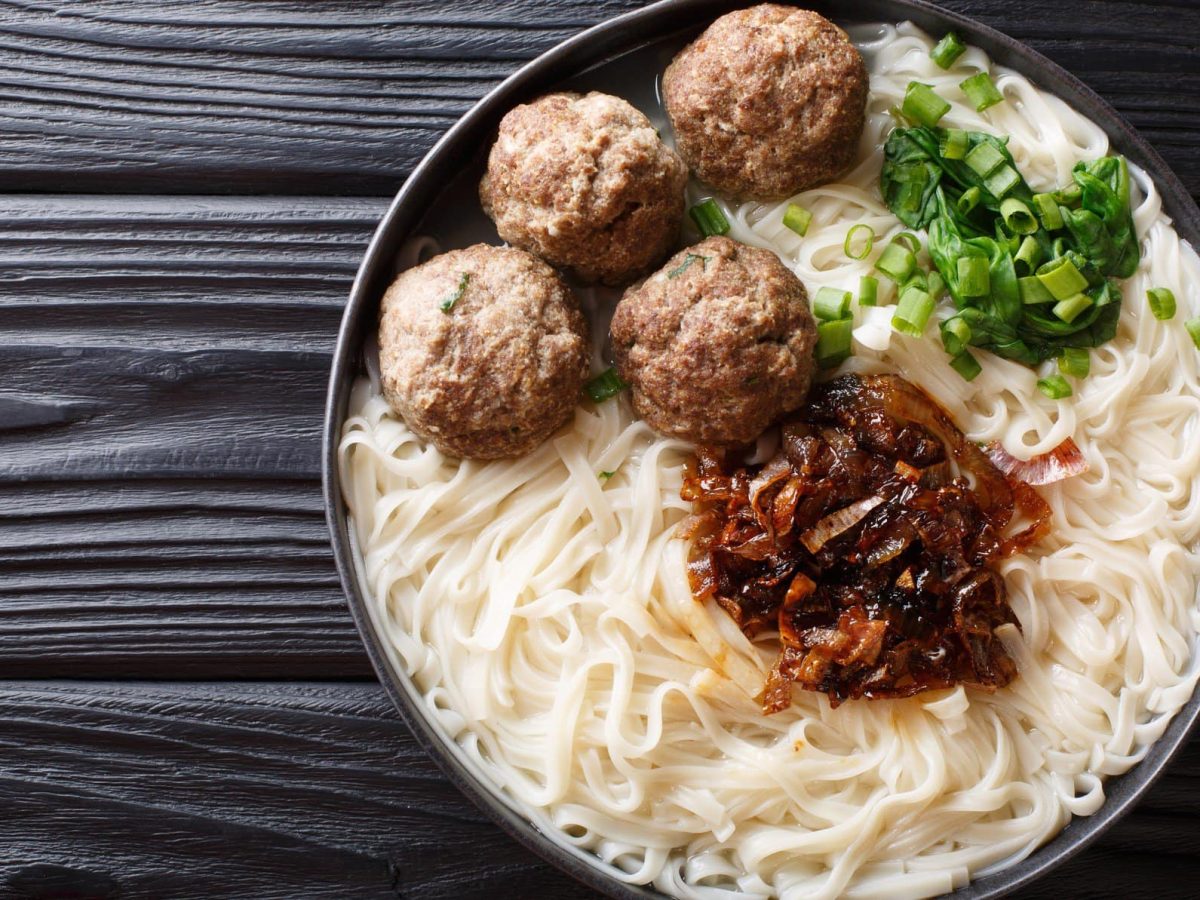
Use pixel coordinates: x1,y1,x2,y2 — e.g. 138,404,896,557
0,0,1193,196
0,681,1196,900
0,196,381,677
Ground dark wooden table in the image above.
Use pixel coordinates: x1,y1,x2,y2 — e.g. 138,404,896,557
1,1,1197,898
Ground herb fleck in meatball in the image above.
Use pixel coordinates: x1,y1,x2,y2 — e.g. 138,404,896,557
663,4,868,200
480,91,688,286
379,244,589,459
610,236,818,446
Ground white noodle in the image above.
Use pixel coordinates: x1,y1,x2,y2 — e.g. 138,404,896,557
339,22,1200,899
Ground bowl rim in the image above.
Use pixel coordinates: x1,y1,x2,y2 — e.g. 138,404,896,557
322,2,1200,897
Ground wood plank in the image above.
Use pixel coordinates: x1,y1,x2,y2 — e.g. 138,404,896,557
0,0,1193,196
0,196,378,677
0,195,382,481
0,680,1195,899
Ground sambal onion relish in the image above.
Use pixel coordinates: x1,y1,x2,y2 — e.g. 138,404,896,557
681,374,1051,713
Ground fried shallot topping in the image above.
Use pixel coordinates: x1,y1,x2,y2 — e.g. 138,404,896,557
682,374,1051,713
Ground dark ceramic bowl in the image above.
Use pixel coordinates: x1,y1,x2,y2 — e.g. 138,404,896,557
323,2,1200,896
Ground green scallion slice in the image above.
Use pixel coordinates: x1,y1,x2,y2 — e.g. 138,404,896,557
1058,347,1091,378
813,286,852,321
956,186,983,215
438,272,471,314
1053,292,1094,324
892,287,936,336
941,316,972,355
1186,318,1200,351
815,318,854,369
949,350,982,381
1015,236,1042,276
875,241,917,283
930,32,967,69
960,72,1004,111
1147,287,1177,321
1037,375,1073,400
1032,193,1064,230
1054,183,1083,207
783,203,812,236
1019,275,1054,305
902,82,951,127
689,198,730,237
844,223,875,260
940,128,969,160
1000,198,1038,235
893,232,922,253
927,269,945,299
1036,257,1089,300
858,275,879,307
1050,236,1067,259
584,367,628,403
983,165,1021,199
964,142,1005,177
957,256,990,297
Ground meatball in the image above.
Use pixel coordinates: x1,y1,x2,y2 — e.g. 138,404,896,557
480,91,688,286
610,236,817,446
378,244,589,459
662,4,868,200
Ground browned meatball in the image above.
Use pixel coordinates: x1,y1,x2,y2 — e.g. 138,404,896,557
378,244,589,459
610,236,817,445
480,91,688,286
663,4,868,200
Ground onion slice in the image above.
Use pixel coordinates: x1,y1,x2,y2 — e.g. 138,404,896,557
984,438,1089,486
799,495,884,554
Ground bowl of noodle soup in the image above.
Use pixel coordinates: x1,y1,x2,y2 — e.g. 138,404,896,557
323,1,1200,897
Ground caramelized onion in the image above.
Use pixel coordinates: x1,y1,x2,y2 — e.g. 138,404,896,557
683,374,1051,713
985,438,1089,486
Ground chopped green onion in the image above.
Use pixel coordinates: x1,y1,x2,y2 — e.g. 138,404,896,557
668,252,710,278
1147,287,1177,321
941,316,972,355
813,286,852,321
689,199,729,237
1036,257,1089,300
584,367,628,403
956,186,983,215
1037,375,1073,400
1019,275,1054,305
902,82,951,127
893,232,922,253
1015,236,1042,276
940,128,969,160
783,203,812,236
1058,347,1091,378
1032,193,1064,230
844,223,875,260
1054,183,1082,207
1186,318,1200,351
964,142,1005,177
927,270,945,299
815,318,854,369
1053,292,1094,324
893,287,936,336
960,72,1004,111
930,32,967,69
957,256,990,297
598,469,617,481
949,350,983,381
438,272,471,314
1050,236,1067,259
875,241,917,283
983,165,1021,199
858,275,879,307
1000,198,1038,235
